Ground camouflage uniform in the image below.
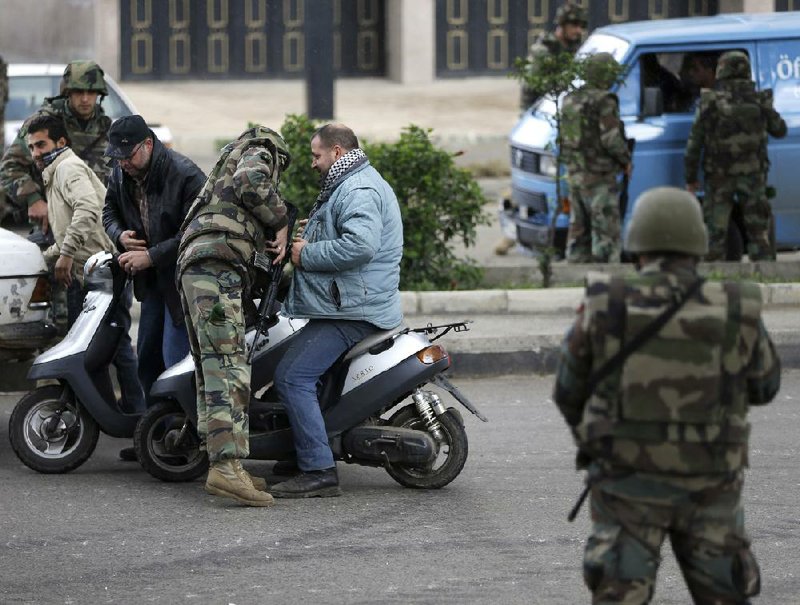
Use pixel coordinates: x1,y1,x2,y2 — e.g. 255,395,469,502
553,187,780,604
561,53,630,263
177,126,289,462
0,61,111,334
520,4,587,110
685,51,787,261
0,61,112,216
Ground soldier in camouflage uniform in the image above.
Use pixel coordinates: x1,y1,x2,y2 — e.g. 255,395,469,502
553,186,780,604
177,125,290,507
685,51,786,261
1,60,112,225
520,3,587,111
0,60,112,334
561,53,631,263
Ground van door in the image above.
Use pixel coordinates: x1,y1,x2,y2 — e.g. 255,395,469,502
755,39,800,249
618,45,756,224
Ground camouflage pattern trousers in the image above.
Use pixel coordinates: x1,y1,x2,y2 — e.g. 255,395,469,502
583,469,760,605
180,259,251,463
704,172,774,262
567,176,621,263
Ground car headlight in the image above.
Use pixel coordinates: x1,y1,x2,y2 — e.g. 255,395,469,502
539,154,557,177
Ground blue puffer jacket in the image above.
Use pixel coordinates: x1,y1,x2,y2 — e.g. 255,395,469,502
284,161,403,329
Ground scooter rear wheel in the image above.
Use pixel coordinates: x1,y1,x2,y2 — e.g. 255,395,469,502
8,385,99,473
134,399,208,482
385,405,468,489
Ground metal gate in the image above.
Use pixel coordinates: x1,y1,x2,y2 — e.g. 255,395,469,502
436,0,719,77
120,0,386,80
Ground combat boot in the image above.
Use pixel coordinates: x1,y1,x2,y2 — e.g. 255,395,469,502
233,460,268,491
205,459,274,506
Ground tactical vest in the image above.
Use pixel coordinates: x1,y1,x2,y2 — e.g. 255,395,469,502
575,270,763,474
178,131,288,283
561,89,620,174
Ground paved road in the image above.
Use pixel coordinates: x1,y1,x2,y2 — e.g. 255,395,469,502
1,372,798,604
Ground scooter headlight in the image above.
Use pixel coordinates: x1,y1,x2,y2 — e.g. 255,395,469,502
84,251,114,291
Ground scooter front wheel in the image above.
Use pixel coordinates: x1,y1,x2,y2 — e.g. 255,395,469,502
8,385,100,473
385,405,468,489
134,400,208,482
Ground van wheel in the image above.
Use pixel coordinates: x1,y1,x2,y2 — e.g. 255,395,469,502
726,221,744,261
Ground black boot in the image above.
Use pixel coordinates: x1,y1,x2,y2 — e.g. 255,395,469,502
269,467,341,498
271,459,300,477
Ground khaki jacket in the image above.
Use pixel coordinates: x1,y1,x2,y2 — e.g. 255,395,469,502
42,148,114,273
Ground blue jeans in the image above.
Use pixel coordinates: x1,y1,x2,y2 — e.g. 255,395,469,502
274,319,378,471
67,281,145,412
138,289,190,405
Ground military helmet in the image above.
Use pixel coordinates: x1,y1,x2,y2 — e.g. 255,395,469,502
60,60,108,96
584,52,619,88
238,125,292,172
715,51,751,81
555,3,588,27
624,187,708,256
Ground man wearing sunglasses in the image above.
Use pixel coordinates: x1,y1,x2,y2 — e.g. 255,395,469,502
103,115,206,460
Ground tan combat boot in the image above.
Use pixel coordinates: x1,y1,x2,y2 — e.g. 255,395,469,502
233,460,268,492
205,459,274,506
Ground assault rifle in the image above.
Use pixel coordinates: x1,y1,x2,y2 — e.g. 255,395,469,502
247,203,298,363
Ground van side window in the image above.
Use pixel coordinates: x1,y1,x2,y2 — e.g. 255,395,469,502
640,53,692,113
757,40,800,113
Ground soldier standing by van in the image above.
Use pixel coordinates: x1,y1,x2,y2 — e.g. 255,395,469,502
553,186,780,604
560,53,631,263
685,51,786,261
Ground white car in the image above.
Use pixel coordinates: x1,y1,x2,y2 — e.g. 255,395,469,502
0,227,55,361
4,63,172,149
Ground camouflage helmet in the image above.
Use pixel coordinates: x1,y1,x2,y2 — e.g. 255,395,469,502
624,187,708,256
555,3,588,27
584,52,619,88
60,60,108,96
715,51,751,81
237,124,292,172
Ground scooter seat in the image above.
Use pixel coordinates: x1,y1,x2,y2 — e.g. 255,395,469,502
343,324,407,361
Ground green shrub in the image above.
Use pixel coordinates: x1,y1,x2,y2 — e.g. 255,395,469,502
279,114,488,290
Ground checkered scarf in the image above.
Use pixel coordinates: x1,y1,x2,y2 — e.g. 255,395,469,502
41,145,70,168
310,148,368,217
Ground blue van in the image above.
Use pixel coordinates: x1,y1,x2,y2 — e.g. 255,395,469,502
507,12,800,259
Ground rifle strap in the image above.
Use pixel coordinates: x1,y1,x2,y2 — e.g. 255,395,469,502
587,276,705,393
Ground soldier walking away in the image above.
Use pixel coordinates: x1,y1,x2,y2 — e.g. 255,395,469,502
560,52,631,263
685,50,786,261
553,186,780,604
177,125,290,507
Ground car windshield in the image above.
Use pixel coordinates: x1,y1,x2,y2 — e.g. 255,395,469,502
7,75,131,121
534,33,631,116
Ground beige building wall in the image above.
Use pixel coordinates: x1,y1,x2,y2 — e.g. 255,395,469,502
387,0,435,84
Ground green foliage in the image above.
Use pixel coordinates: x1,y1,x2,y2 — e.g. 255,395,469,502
278,115,488,290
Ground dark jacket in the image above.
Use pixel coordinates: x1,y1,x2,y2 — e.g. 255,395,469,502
103,135,206,324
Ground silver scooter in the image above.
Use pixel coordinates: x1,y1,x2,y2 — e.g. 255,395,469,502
8,252,142,473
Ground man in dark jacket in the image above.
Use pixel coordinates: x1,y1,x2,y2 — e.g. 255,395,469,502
103,115,206,419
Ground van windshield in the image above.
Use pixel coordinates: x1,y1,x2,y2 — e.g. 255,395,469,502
534,33,630,116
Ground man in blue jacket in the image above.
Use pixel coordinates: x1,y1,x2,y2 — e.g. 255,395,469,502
271,123,404,498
